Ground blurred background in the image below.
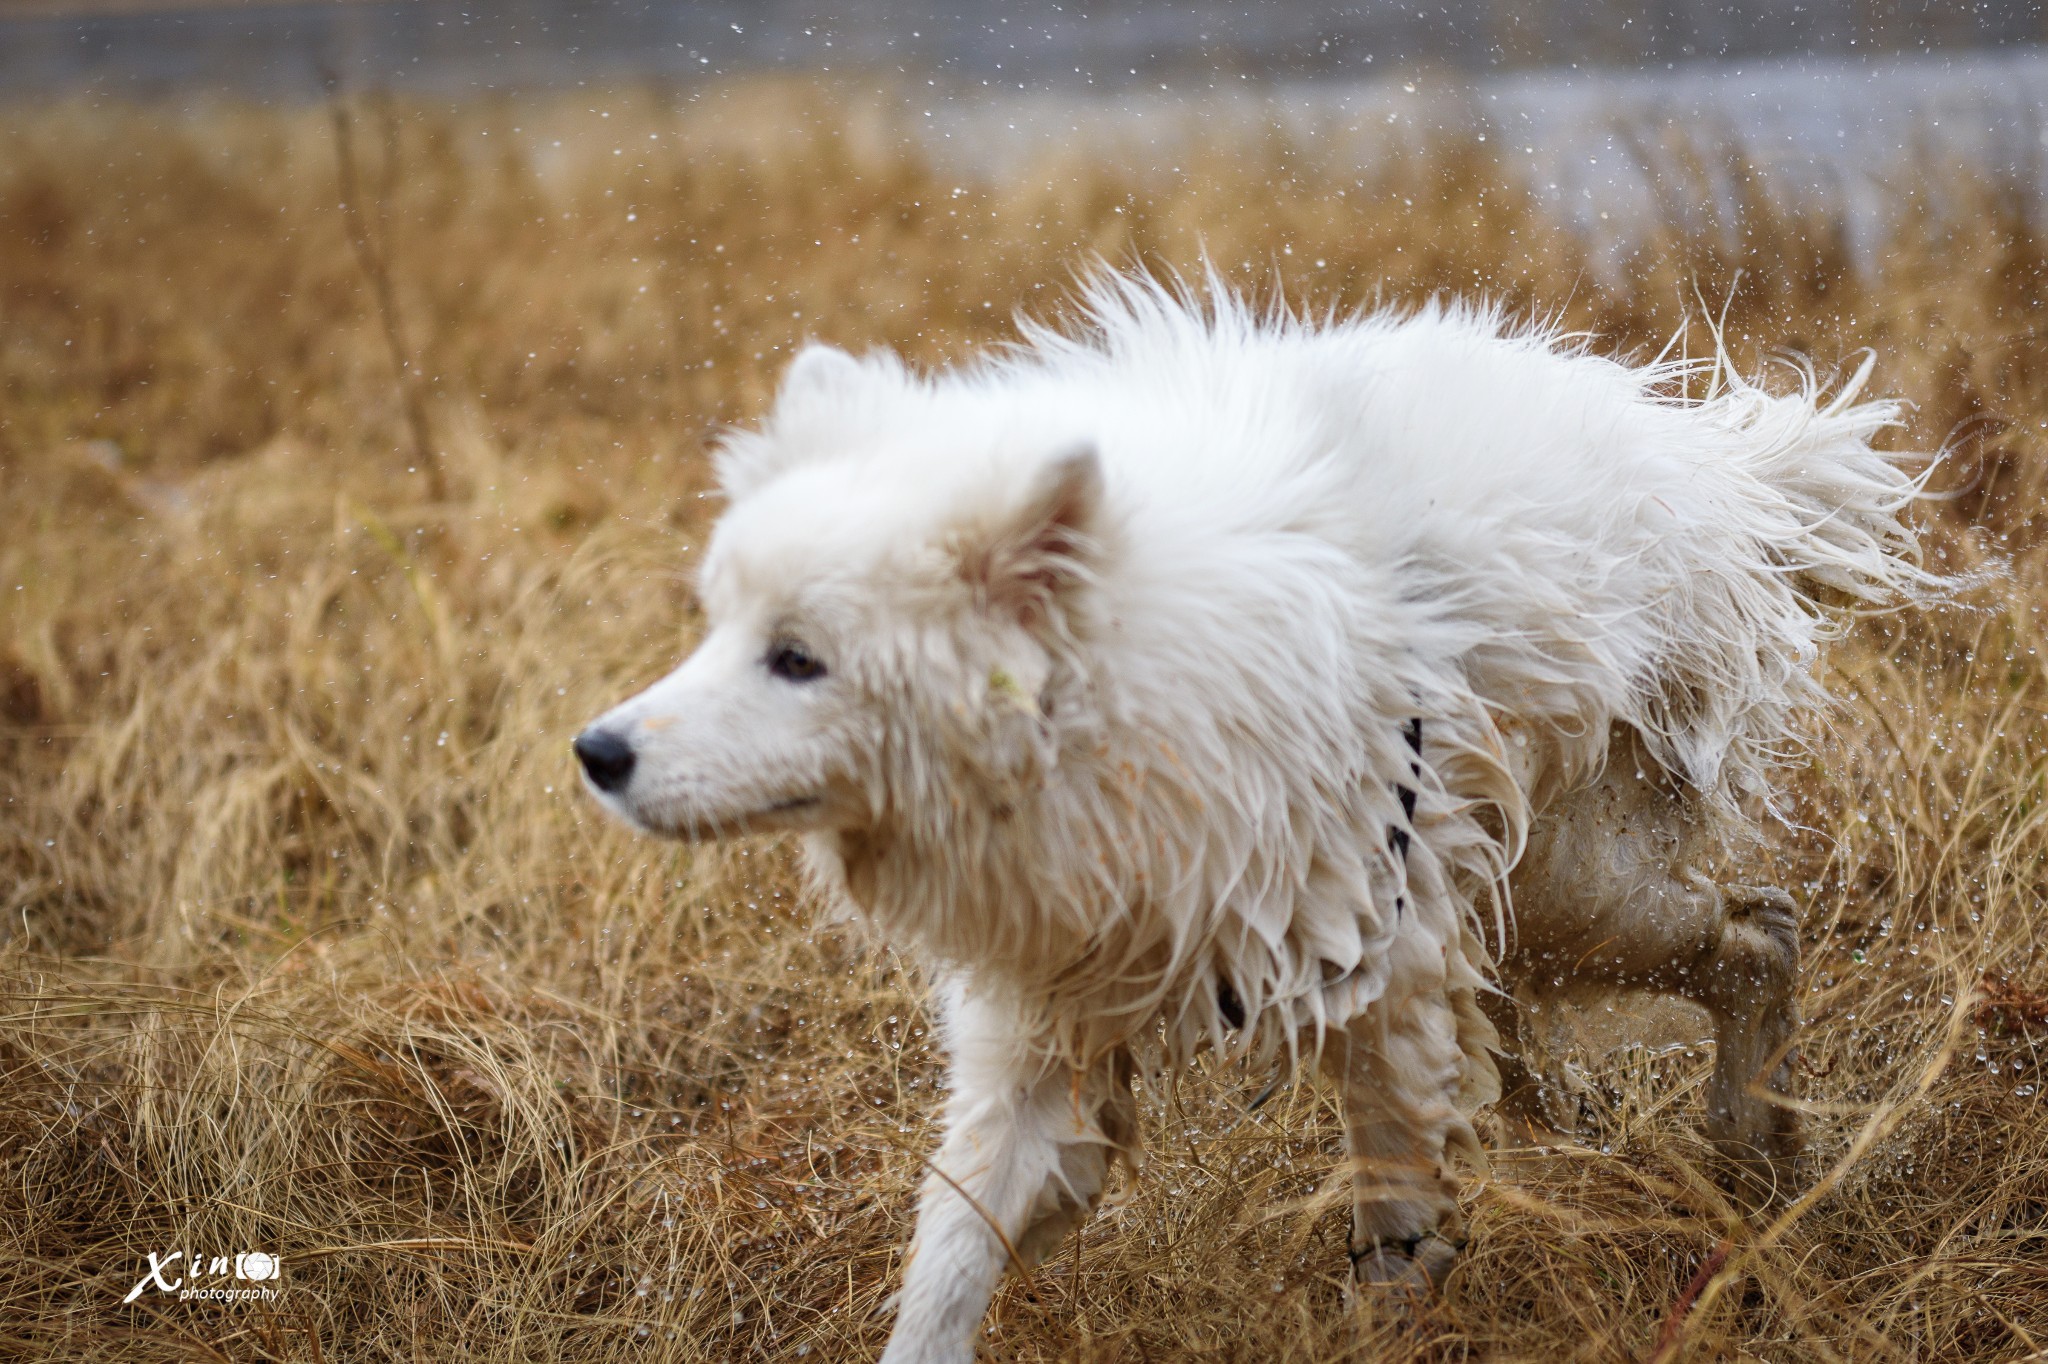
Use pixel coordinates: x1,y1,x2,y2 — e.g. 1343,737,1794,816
6,1,2046,258
4,0,2045,90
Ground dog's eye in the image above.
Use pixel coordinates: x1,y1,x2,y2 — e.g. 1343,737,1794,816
767,640,827,682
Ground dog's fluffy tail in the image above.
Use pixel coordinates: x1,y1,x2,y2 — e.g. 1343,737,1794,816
1631,344,1961,812
1702,348,1948,610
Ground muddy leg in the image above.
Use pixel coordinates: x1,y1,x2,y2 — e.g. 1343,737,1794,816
1508,736,1803,1196
1479,987,1598,1145
1325,980,1482,1290
1681,884,1803,1196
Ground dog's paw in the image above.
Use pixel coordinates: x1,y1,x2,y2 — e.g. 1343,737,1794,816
1705,1067,1805,1207
1710,1102,1805,1207
1349,1228,1461,1294
877,1335,975,1364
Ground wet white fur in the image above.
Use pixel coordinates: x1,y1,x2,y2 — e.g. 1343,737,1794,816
581,273,1935,1364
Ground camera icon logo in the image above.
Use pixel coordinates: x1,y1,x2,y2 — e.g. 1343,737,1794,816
234,1252,281,1281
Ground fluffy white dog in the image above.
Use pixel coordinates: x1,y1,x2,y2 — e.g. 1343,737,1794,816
575,273,1935,1364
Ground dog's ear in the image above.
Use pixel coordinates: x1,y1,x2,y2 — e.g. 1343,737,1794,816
958,444,1103,626
718,344,887,499
779,343,864,405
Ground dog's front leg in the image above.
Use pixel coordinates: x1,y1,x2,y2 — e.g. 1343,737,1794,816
881,980,1127,1364
1324,967,1483,1292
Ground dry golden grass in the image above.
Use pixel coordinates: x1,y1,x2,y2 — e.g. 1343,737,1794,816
1,80,2045,1362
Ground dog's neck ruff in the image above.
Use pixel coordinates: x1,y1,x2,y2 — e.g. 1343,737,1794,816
809,709,1500,1074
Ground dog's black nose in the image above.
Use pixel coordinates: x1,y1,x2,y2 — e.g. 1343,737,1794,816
573,728,637,793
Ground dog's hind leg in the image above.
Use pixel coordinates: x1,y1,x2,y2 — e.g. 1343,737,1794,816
881,980,1134,1364
1478,987,1594,1145
1324,964,1485,1291
1682,883,1803,1196
1510,737,1803,1196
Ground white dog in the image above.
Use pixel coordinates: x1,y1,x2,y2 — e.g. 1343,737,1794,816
575,273,1935,1364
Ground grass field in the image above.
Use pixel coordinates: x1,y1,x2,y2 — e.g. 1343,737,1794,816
2,81,2045,1362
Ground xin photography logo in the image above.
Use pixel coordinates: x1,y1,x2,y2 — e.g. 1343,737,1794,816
121,1250,282,1304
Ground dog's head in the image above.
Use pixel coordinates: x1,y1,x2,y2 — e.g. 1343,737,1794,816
575,343,1105,841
